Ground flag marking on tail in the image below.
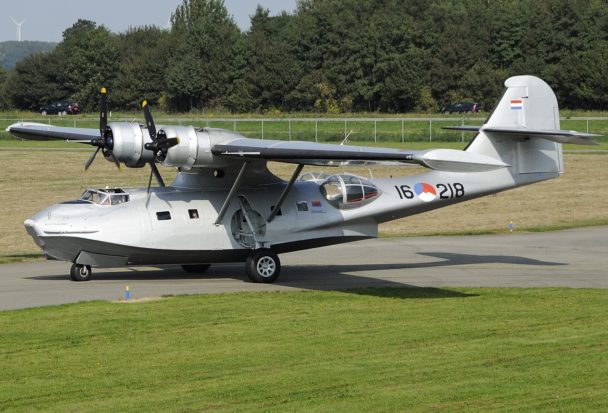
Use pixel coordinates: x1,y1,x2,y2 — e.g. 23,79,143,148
510,99,524,110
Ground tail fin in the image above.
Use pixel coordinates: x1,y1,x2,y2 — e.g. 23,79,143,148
462,76,598,176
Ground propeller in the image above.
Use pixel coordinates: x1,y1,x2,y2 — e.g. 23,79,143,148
85,87,120,171
141,100,178,193
142,100,180,162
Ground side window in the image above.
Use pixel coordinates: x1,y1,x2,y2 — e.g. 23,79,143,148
188,209,199,219
156,211,171,221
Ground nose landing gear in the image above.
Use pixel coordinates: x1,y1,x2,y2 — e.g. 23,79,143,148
70,263,92,281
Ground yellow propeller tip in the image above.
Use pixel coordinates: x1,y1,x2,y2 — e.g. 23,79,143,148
142,100,148,108
101,87,107,94
176,137,180,144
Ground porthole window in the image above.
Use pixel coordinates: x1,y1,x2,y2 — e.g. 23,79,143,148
156,211,171,221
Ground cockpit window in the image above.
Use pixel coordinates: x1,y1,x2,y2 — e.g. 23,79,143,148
320,174,380,209
80,188,129,206
300,172,330,183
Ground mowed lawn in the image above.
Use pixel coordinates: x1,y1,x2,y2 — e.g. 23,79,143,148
1,288,607,412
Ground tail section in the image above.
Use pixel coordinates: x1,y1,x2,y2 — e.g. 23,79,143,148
460,76,598,178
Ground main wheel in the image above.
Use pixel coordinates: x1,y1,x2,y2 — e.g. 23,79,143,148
181,264,211,274
246,249,280,283
70,263,92,281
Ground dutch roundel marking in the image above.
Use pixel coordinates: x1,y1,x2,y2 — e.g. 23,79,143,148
413,182,437,202
395,182,465,201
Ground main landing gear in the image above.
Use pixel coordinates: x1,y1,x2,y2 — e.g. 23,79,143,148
246,249,281,283
70,263,92,281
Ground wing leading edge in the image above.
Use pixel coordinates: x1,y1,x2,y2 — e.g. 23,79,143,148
6,122,99,142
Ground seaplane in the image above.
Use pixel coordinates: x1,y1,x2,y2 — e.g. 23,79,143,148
6,76,598,282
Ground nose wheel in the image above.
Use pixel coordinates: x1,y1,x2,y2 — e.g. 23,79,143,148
70,263,92,281
246,249,281,283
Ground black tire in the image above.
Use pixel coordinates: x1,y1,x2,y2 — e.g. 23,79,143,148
246,249,280,283
70,263,92,281
181,264,211,274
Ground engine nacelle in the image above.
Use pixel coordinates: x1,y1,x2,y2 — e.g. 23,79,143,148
107,123,249,171
157,126,202,170
107,122,154,167
159,127,244,171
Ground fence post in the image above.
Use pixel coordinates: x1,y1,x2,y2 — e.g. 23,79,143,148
374,120,377,143
344,119,347,140
461,118,464,143
429,119,432,142
233,119,236,132
401,118,404,143
288,119,291,141
261,120,264,140
587,119,589,134
315,120,318,142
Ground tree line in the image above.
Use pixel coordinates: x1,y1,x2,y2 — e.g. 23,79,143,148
0,0,606,114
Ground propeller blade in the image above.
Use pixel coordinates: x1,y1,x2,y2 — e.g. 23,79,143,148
107,151,121,170
142,100,156,141
100,87,108,136
85,147,101,171
166,137,180,149
146,164,154,194
150,162,165,187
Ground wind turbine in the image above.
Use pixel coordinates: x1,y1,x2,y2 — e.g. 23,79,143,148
10,17,25,42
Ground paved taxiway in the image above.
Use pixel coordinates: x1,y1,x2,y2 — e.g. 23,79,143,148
1,226,606,311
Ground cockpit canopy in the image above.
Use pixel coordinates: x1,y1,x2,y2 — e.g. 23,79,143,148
80,188,129,206
318,174,380,209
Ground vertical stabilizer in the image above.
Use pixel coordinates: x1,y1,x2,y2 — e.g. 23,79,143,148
466,76,563,176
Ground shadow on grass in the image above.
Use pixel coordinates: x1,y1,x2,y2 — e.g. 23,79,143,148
346,287,477,299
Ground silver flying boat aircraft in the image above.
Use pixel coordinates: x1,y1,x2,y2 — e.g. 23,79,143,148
7,76,599,282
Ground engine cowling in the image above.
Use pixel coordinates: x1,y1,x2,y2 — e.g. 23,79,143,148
106,122,154,167
106,123,249,171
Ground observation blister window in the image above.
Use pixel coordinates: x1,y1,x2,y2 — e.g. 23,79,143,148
319,174,380,209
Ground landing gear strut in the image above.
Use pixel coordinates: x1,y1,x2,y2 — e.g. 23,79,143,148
246,249,281,283
70,263,92,281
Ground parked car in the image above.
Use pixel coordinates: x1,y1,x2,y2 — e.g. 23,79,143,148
440,102,480,114
40,101,80,116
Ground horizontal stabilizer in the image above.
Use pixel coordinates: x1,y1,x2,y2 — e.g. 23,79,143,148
413,149,509,172
443,125,600,145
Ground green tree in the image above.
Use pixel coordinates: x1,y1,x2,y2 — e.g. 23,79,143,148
0,66,10,110
244,7,301,111
55,20,118,111
4,52,66,110
166,0,242,111
113,26,171,110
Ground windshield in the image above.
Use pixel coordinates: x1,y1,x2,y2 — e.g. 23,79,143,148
80,188,129,205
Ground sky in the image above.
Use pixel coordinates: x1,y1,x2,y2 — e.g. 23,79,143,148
0,0,297,42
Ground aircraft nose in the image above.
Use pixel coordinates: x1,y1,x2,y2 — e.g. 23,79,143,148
24,218,45,247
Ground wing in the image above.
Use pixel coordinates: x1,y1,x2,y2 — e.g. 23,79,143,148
6,122,99,142
211,137,509,172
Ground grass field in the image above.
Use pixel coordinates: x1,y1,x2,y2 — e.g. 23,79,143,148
1,139,607,260
1,288,607,411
